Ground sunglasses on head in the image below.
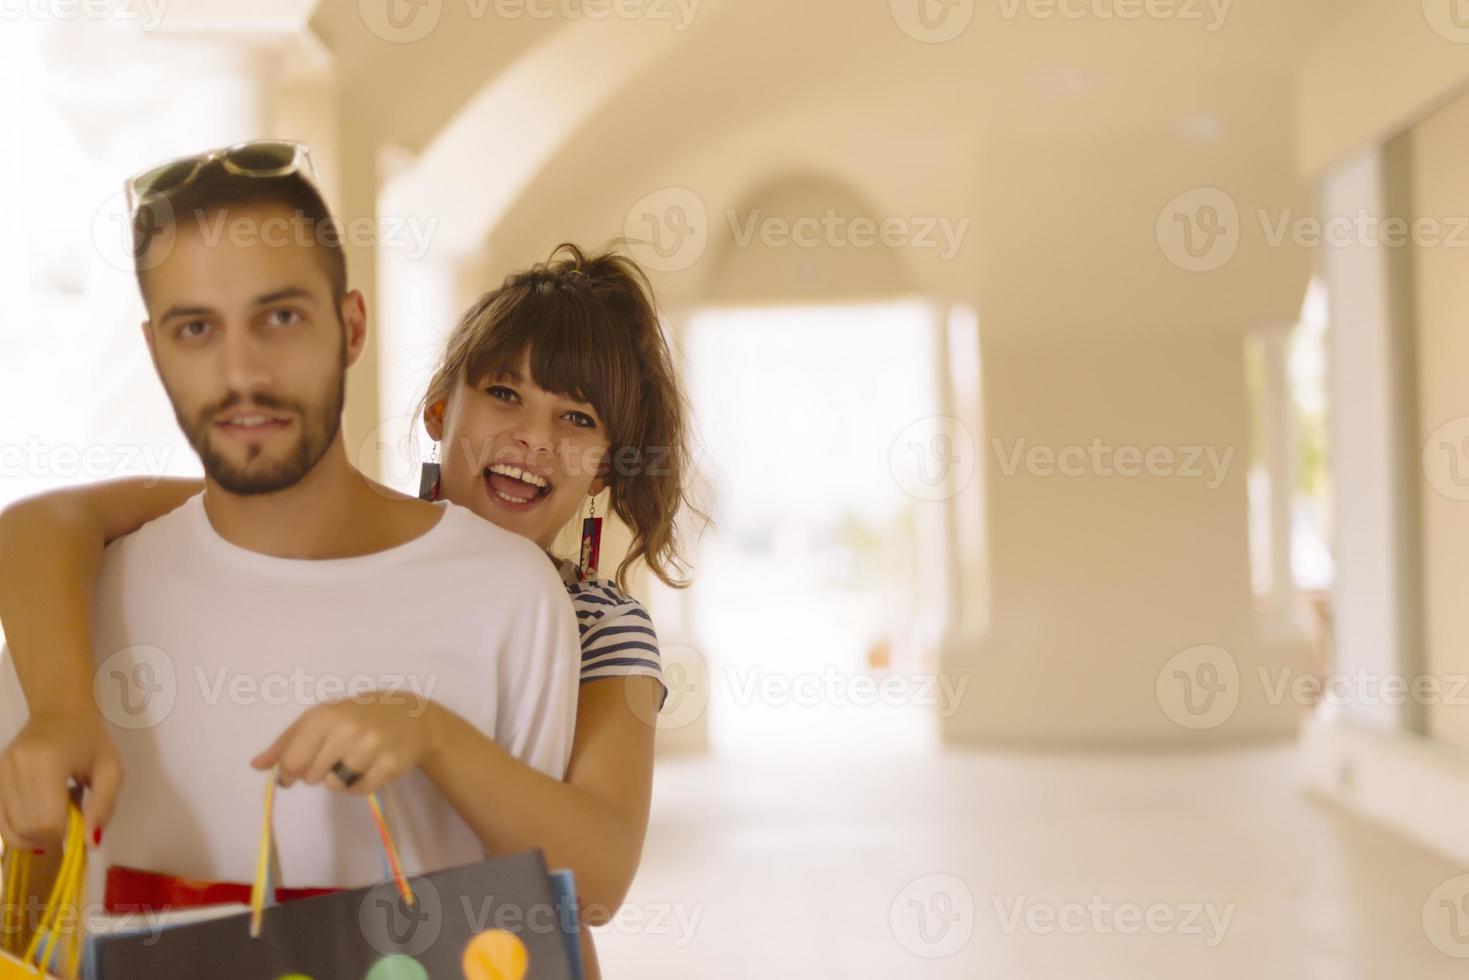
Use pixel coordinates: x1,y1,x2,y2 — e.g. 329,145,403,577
123,139,317,219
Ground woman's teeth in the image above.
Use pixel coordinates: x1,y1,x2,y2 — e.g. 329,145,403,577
488,463,549,489
484,465,551,505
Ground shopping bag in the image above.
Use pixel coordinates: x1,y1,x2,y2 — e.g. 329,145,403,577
0,948,62,980
0,804,88,979
89,771,579,978
89,848,577,979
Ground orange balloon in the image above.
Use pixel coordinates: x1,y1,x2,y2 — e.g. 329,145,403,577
461,929,529,980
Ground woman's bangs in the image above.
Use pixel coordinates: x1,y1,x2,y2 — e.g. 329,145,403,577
462,290,634,432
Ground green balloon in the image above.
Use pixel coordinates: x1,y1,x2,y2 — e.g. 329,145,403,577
364,955,431,980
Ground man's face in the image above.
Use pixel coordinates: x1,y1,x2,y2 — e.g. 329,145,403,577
140,202,355,496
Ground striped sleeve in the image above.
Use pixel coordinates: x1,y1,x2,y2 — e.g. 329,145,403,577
573,585,667,711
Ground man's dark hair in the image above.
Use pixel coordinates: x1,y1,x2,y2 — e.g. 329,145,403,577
131,162,348,307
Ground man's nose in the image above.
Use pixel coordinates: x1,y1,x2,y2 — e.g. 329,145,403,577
216,324,273,395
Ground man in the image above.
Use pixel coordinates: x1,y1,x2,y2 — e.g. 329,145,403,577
0,142,581,907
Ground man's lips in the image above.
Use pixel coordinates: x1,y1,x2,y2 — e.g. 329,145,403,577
214,412,292,443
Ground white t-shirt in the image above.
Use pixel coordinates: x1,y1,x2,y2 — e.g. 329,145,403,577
0,492,580,903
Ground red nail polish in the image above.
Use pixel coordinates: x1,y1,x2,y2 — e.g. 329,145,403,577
32,848,44,856
92,826,103,847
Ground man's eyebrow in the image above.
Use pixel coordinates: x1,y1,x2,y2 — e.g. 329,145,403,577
254,287,318,307
158,288,318,323
158,303,215,322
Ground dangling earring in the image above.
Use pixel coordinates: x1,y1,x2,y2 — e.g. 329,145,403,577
418,441,441,501
579,492,603,582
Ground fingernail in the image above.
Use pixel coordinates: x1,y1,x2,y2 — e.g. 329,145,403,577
92,826,103,847
32,849,44,856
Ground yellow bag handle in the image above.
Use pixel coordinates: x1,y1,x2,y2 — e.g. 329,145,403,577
0,804,86,979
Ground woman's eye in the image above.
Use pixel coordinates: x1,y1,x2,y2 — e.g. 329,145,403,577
564,411,597,429
486,385,519,403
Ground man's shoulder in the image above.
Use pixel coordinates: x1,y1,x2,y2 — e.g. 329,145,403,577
101,490,202,561
428,503,567,596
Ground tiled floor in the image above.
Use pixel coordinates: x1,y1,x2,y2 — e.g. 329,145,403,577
594,744,1467,978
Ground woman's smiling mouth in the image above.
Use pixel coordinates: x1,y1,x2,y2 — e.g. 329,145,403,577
483,463,553,509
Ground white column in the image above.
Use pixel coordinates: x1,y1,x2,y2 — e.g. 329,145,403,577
1257,321,1299,633
1320,145,1421,734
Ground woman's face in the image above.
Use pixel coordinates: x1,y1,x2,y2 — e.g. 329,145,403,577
428,350,611,550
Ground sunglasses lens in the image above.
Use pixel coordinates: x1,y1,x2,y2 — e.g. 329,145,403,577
224,141,299,174
133,160,198,200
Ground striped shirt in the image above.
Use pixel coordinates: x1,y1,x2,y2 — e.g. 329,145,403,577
554,558,667,710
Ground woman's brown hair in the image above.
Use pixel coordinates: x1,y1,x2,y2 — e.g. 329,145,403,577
417,242,705,590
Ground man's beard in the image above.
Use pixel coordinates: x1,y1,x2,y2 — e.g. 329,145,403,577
178,367,346,497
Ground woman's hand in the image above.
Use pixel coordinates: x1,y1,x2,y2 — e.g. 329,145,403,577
0,708,122,851
250,692,442,796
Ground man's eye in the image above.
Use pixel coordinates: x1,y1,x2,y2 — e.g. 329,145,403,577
178,321,209,339
486,385,519,403
265,308,302,327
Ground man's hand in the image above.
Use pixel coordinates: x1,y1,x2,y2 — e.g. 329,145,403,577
250,693,441,797
0,710,122,851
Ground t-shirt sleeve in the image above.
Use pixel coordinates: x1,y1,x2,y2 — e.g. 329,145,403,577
495,570,582,781
579,597,668,711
